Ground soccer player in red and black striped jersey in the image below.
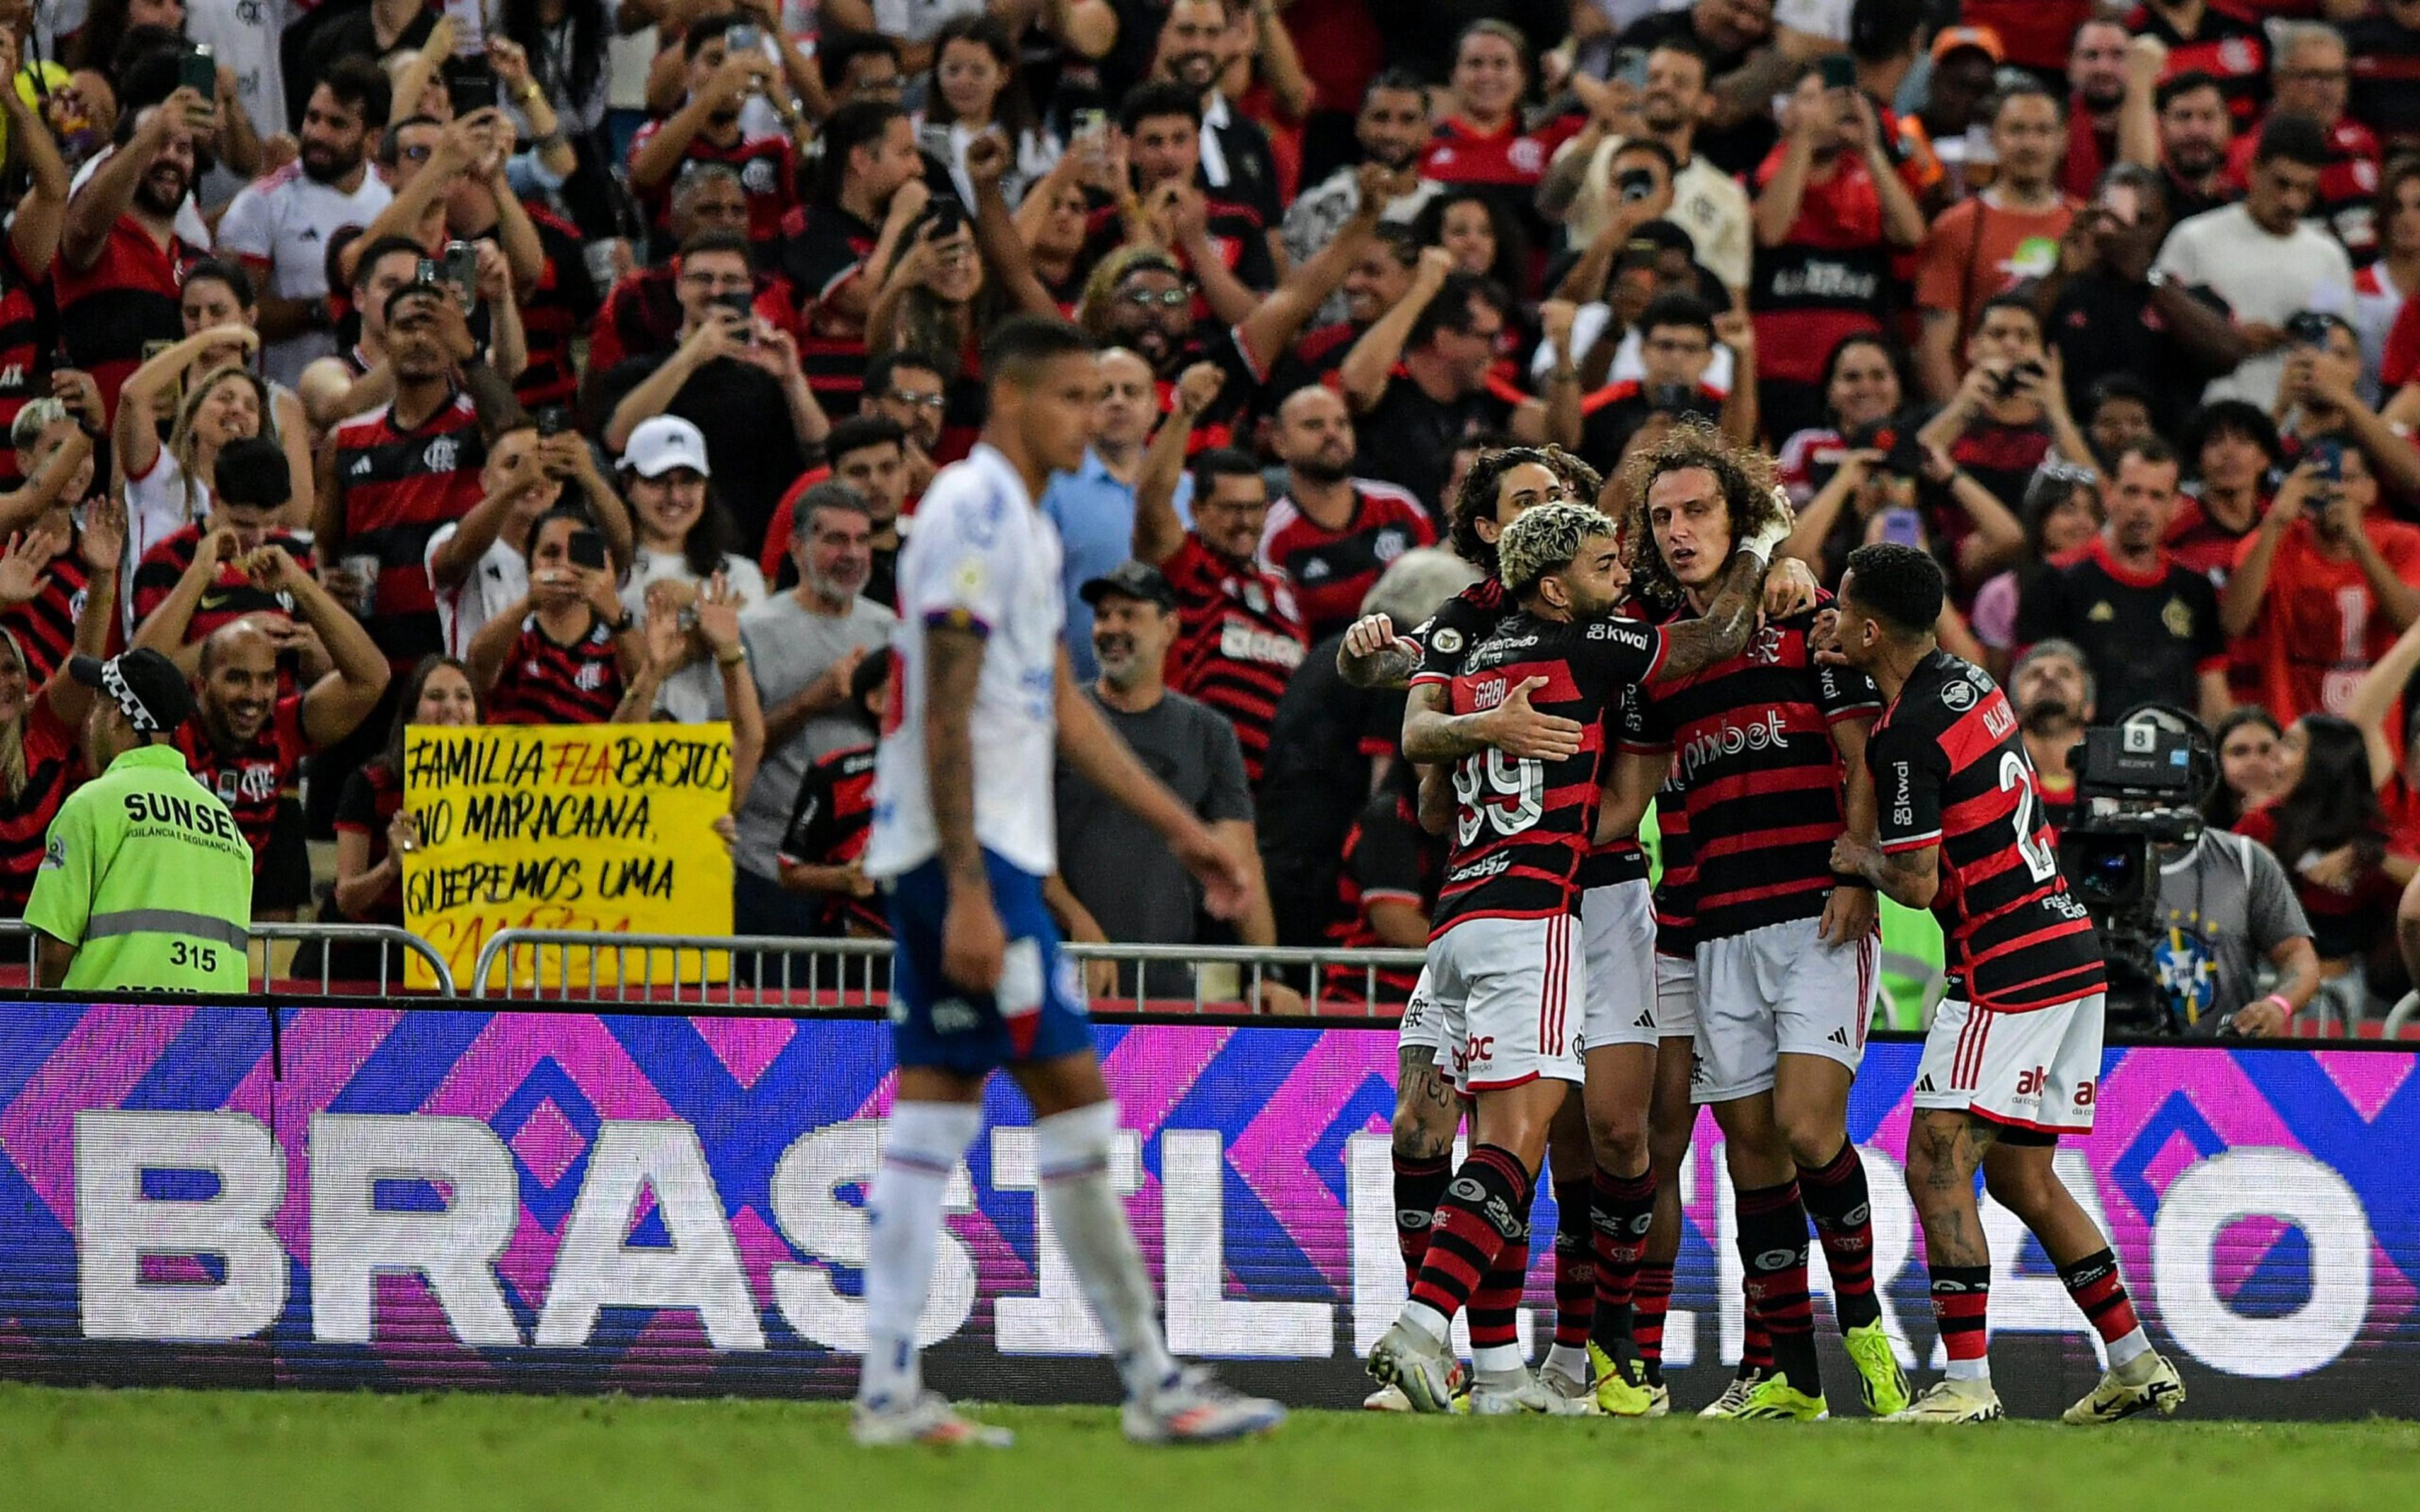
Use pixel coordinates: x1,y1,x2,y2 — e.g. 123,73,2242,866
1132,412,1308,786
1825,542,2186,1426
135,541,392,917
777,648,893,937
1620,423,1901,1421
1368,493,1773,1416
1319,760,1440,1009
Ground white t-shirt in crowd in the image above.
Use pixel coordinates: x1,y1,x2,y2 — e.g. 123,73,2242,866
215,164,395,388
1555,142,1753,292
187,0,296,207
619,547,770,723
2157,202,2354,410
122,449,210,634
866,442,1062,881
425,524,529,661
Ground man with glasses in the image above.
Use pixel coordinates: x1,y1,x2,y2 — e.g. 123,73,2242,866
756,351,952,590
593,230,831,549
1574,293,1737,478
586,163,768,375
2225,23,2380,261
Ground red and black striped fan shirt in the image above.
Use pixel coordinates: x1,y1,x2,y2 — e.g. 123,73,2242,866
0,697,83,913
331,759,408,924
1424,610,1667,936
2,536,96,686
173,694,312,873
1259,481,1435,641
512,202,603,414
330,391,488,670
486,614,625,726
54,211,195,417
1623,600,1882,942
1870,650,2107,1011
778,742,885,936
627,125,800,261
1162,534,1308,784
0,250,42,488
132,525,319,647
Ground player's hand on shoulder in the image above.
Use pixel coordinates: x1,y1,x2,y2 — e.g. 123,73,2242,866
1763,556,1819,619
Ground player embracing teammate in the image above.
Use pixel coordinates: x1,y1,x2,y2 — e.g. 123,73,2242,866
1825,543,2186,1425
1364,437,1794,1412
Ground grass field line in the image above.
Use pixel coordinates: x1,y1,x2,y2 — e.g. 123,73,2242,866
6,1384,2416,1512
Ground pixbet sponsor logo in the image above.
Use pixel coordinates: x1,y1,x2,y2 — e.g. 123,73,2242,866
1681,708,1790,781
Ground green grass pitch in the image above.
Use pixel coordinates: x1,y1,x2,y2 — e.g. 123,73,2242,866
6,1383,2415,1512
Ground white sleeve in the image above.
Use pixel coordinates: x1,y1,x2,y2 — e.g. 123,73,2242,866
898,488,1013,634
2154,220,2198,284
1775,0,1851,40
214,185,274,262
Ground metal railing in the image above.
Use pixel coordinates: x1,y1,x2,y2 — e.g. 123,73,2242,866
468,929,1426,1014
0,920,455,997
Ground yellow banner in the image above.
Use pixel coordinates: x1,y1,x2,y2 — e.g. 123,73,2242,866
400,724,737,991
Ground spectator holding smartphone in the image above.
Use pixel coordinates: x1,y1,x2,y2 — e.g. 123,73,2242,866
469,506,645,726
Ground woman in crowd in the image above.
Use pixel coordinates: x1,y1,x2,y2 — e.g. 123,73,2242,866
178,261,314,513
616,417,766,720
2206,707,2288,832
1414,187,1530,304
496,0,619,231
318,656,483,980
0,496,120,916
1969,465,2105,678
919,14,1058,209
1775,333,1910,507
2234,714,2412,1023
112,325,280,603
470,507,643,725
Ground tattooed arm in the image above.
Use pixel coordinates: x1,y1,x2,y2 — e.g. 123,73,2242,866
1831,833,1940,910
1648,549,1767,681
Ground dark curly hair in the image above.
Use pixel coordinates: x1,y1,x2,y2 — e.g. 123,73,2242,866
1447,444,1601,578
1619,420,1786,611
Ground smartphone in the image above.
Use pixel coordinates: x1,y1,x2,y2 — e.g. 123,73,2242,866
1880,508,1925,547
712,287,756,341
2309,437,2344,483
1615,166,1660,204
2285,310,2337,348
567,530,608,571
179,45,216,102
536,405,569,438
727,22,763,54
2099,182,2142,229
1613,47,1649,90
1818,54,1857,92
445,58,498,114
443,240,479,307
441,0,488,54
1072,106,1107,139
1994,358,2045,399
926,200,964,239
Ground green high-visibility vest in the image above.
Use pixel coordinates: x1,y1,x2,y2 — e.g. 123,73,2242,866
25,743,254,994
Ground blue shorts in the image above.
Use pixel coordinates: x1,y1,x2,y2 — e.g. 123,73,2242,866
885,849,1093,1075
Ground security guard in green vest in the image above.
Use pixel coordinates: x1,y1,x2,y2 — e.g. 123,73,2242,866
26,649,254,993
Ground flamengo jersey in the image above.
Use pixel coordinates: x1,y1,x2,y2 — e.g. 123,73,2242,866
1422,609,1666,936
487,614,625,725
1869,650,2107,1011
1161,534,1308,784
781,743,885,936
1258,481,1433,639
330,392,488,668
1623,600,1882,942
867,442,1065,881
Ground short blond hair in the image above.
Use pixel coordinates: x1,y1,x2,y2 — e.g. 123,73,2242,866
1498,500,1616,602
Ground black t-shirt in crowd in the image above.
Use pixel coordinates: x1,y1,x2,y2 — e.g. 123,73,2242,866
2015,538,2227,717
589,353,808,553
1352,371,1521,523
2049,272,2231,437
1255,627,1409,937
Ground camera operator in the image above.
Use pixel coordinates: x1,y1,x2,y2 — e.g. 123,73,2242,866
2151,816,2322,1036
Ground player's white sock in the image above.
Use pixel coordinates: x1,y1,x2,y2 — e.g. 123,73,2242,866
1037,1099,1181,1399
1944,1357,1990,1382
1545,1343,1589,1381
1471,1343,1524,1376
2109,1329,2155,1373
1398,1301,1450,1346
857,1099,983,1410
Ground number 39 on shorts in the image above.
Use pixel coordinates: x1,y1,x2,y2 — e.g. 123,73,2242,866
1453,749,1543,845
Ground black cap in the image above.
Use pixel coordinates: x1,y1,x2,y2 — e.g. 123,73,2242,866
214,436,292,510
1079,561,1175,610
69,649,192,733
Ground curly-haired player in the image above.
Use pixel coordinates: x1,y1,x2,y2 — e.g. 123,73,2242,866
1617,421,1906,1422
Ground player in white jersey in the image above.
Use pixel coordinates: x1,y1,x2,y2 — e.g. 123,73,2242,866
854,316,1286,1449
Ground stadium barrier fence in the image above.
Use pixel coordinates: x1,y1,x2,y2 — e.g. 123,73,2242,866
0,994,2414,1419
0,922,456,998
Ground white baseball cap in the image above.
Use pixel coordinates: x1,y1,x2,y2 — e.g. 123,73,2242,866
621,415,712,479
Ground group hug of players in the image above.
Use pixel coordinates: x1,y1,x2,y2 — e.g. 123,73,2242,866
1337,423,2188,1424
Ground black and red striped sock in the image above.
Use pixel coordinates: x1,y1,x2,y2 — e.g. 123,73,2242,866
1550,1179,1594,1353
1406,1144,1532,1334
2057,1247,2149,1360
1632,1262,1674,1387
1589,1166,1656,1353
1929,1264,1992,1379
1392,1153,1452,1291
1738,1309,1773,1378
1736,1179,1820,1393
1468,1207,1534,1374
1797,1140,1882,1332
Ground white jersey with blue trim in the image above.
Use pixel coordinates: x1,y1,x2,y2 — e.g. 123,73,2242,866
866,443,1066,881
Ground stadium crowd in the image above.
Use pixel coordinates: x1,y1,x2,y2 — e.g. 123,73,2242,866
1,0,2418,1025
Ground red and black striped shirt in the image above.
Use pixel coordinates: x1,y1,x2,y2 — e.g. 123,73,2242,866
1,534,95,686
511,202,602,414
331,759,406,923
330,391,488,670
629,125,800,261
1623,600,1882,942
1642,735,1697,960
1424,609,1667,934
1870,650,2107,1011
0,698,82,915
778,201,880,408
2127,3,2268,125
132,524,318,648
1163,534,1308,784
1259,481,1434,641
778,742,885,936
54,210,196,418
1321,772,1440,1006
173,692,312,873
0,249,42,489
486,613,624,725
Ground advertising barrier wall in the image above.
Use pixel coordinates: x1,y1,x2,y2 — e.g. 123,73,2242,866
1,1002,2413,1418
